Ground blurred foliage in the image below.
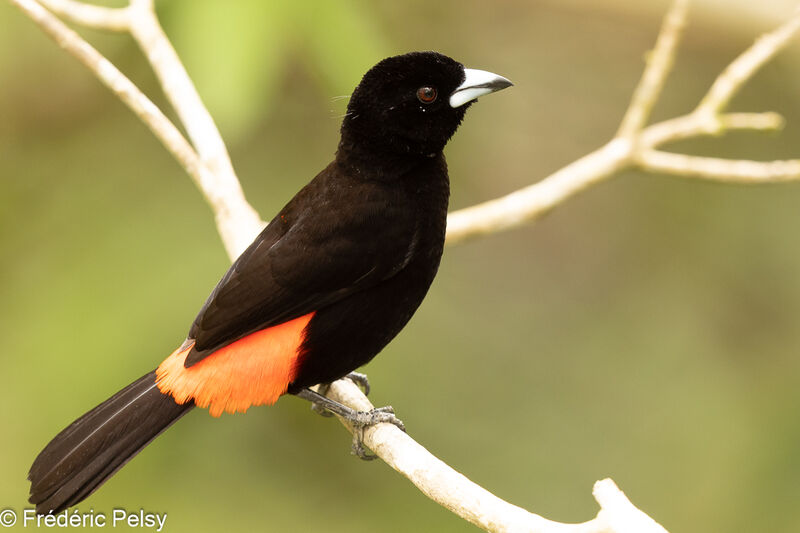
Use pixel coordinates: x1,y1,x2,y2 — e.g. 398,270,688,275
2,0,800,532
165,0,390,141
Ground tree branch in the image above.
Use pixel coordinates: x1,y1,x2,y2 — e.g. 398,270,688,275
639,111,785,146
445,0,800,245
323,380,668,533
639,150,800,182
8,0,211,213
37,0,130,31
697,6,800,115
15,0,263,258
616,0,689,138
446,138,635,243
127,0,264,257
11,0,800,531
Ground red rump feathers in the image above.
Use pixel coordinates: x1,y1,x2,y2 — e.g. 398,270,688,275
156,313,314,416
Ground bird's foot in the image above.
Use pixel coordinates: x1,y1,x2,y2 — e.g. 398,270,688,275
347,405,404,460
294,388,405,460
344,371,370,396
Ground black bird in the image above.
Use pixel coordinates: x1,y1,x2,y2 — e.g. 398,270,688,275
28,51,512,514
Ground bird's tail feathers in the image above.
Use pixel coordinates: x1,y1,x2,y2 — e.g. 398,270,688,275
28,370,192,514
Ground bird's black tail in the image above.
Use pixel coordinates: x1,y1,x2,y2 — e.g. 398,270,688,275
28,371,193,514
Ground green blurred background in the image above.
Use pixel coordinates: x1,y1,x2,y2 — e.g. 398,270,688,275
2,0,800,531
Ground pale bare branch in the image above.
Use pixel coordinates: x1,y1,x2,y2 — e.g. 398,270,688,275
446,2,800,244
12,0,264,258
639,150,800,182
127,0,231,181
447,139,634,244
447,107,790,244
8,0,211,208
617,0,689,138
698,6,800,115
593,479,670,533
640,111,785,146
11,0,800,531
37,0,130,31
15,2,668,531
324,380,669,533
127,0,263,257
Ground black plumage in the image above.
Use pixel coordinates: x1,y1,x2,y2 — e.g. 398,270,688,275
28,51,511,514
28,372,192,513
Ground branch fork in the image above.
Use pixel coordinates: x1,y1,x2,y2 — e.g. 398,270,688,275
446,0,800,244
11,0,800,530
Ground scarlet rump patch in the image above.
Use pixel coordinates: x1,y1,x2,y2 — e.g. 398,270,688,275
156,313,314,417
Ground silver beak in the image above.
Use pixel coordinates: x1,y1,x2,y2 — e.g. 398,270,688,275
449,68,513,108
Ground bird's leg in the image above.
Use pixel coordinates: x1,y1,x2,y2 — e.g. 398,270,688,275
294,387,405,460
309,372,370,417
311,383,335,417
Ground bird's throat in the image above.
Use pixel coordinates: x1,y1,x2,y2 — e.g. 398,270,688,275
336,130,440,182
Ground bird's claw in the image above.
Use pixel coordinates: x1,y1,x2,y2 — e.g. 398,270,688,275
348,406,406,460
295,386,405,460
344,371,370,396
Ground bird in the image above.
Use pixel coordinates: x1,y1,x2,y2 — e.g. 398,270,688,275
27,51,512,514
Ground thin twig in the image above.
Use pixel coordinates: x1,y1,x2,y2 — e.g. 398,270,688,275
446,4,800,244
697,6,800,115
640,150,800,182
640,111,785,146
8,0,211,203
617,0,689,138
37,0,130,31
447,139,635,243
14,0,264,258
127,0,264,257
10,0,800,531
14,2,665,531
593,480,670,533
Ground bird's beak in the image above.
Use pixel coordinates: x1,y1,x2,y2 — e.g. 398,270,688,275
449,68,513,108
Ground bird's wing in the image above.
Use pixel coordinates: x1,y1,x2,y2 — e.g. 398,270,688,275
185,166,416,365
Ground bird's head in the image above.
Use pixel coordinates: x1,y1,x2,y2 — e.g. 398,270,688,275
341,51,512,158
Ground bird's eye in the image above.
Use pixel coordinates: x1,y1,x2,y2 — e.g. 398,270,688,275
416,86,438,104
